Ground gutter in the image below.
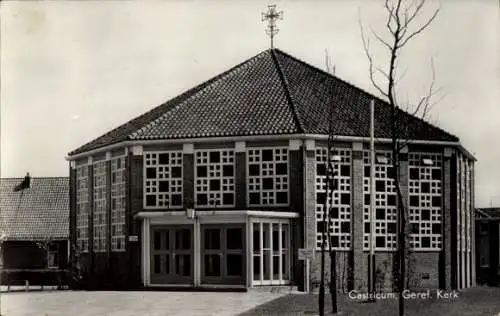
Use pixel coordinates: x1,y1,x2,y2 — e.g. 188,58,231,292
66,133,467,161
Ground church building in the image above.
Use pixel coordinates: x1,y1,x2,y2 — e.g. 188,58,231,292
67,48,476,291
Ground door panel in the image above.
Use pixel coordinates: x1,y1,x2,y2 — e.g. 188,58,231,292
201,224,245,285
150,226,193,285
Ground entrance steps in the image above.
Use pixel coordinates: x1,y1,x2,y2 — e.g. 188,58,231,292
248,285,300,294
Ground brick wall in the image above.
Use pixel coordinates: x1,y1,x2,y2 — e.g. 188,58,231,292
183,153,194,208
352,147,365,290
128,151,143,288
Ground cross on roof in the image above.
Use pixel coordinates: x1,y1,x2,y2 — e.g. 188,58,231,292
261,4,283,49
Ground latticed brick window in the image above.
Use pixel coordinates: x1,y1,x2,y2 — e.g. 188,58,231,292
408,153,443,250
363,151,397,251
466,162,472,253
247,148,289,206
315,148,352,250
460,156,466,254
144,151,183,208
195,150,235,207
93,161,107,252
76,165,89,252
111,156,126,252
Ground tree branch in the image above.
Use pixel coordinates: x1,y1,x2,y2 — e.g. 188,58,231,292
398,5,440,48
359,13,389,98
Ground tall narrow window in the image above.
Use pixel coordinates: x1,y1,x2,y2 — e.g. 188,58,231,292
76,164,89,253
408,153,442,250
144,151,183,208
195,150,235,207
363,151,397,251
315,148,351,250
93,160,107,252
247,148,289,206
251,220,290,285
111,156,126,251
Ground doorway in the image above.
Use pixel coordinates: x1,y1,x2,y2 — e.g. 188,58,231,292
150,225,193,284
201,224,245,285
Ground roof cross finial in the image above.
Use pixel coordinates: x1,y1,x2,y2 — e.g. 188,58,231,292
261,4,283,49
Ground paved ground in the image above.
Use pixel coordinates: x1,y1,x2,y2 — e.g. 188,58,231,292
239,286,500,316
0,290,286,316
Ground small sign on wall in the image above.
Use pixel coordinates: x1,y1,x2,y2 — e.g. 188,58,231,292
298,248,315,260
128,235,139,242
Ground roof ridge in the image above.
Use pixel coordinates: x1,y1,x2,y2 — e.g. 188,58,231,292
272,48,459,142
270,49,305,134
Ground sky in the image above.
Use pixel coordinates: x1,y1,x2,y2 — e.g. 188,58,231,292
1,0,499,207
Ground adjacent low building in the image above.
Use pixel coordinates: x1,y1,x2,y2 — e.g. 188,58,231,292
67,49,476,291
0,176,70,287
475,207,499,286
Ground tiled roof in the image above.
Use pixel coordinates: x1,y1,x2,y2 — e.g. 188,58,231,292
0,177,69,241
476,208,500,220
69,49,459,156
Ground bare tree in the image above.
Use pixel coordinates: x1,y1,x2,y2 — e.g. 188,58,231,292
359,1,441,315
318,51,339,316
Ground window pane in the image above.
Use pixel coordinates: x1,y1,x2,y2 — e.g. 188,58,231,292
249,165,260,176
275,163,287,175
165,254,170,275
154,232,162,250
282,224,289,249
227,228,243,249
282,251,289,280
176,229,191,250
204,229,220,250
175,254,191,276
263,224,270,249
272,224,279,251
263,251,270,280
253,223,260,252
276,192,288,204
227,254,243,276
222,193,234,205
272,255,280,280
253,256,260,280
154,255,161,274
223,165,234,177
204,254,221,277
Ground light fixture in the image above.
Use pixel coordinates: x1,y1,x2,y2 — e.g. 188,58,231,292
422,158,433,166
375,155,388,164
331,155,341,162
186,208,195,219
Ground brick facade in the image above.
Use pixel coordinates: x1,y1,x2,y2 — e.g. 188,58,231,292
68,139,475,290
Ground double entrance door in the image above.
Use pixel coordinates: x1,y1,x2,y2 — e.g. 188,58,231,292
151,226,193,284
201,224,245,285
150,224,245,285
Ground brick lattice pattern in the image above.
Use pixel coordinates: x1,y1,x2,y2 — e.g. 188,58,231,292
76,165,89,252
93,161,107,253
111,156,126,251
363,151,397,251
315,148,352,250
247,148,289,206
195,150,235,207
144,151,183,208
408,153,443,250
